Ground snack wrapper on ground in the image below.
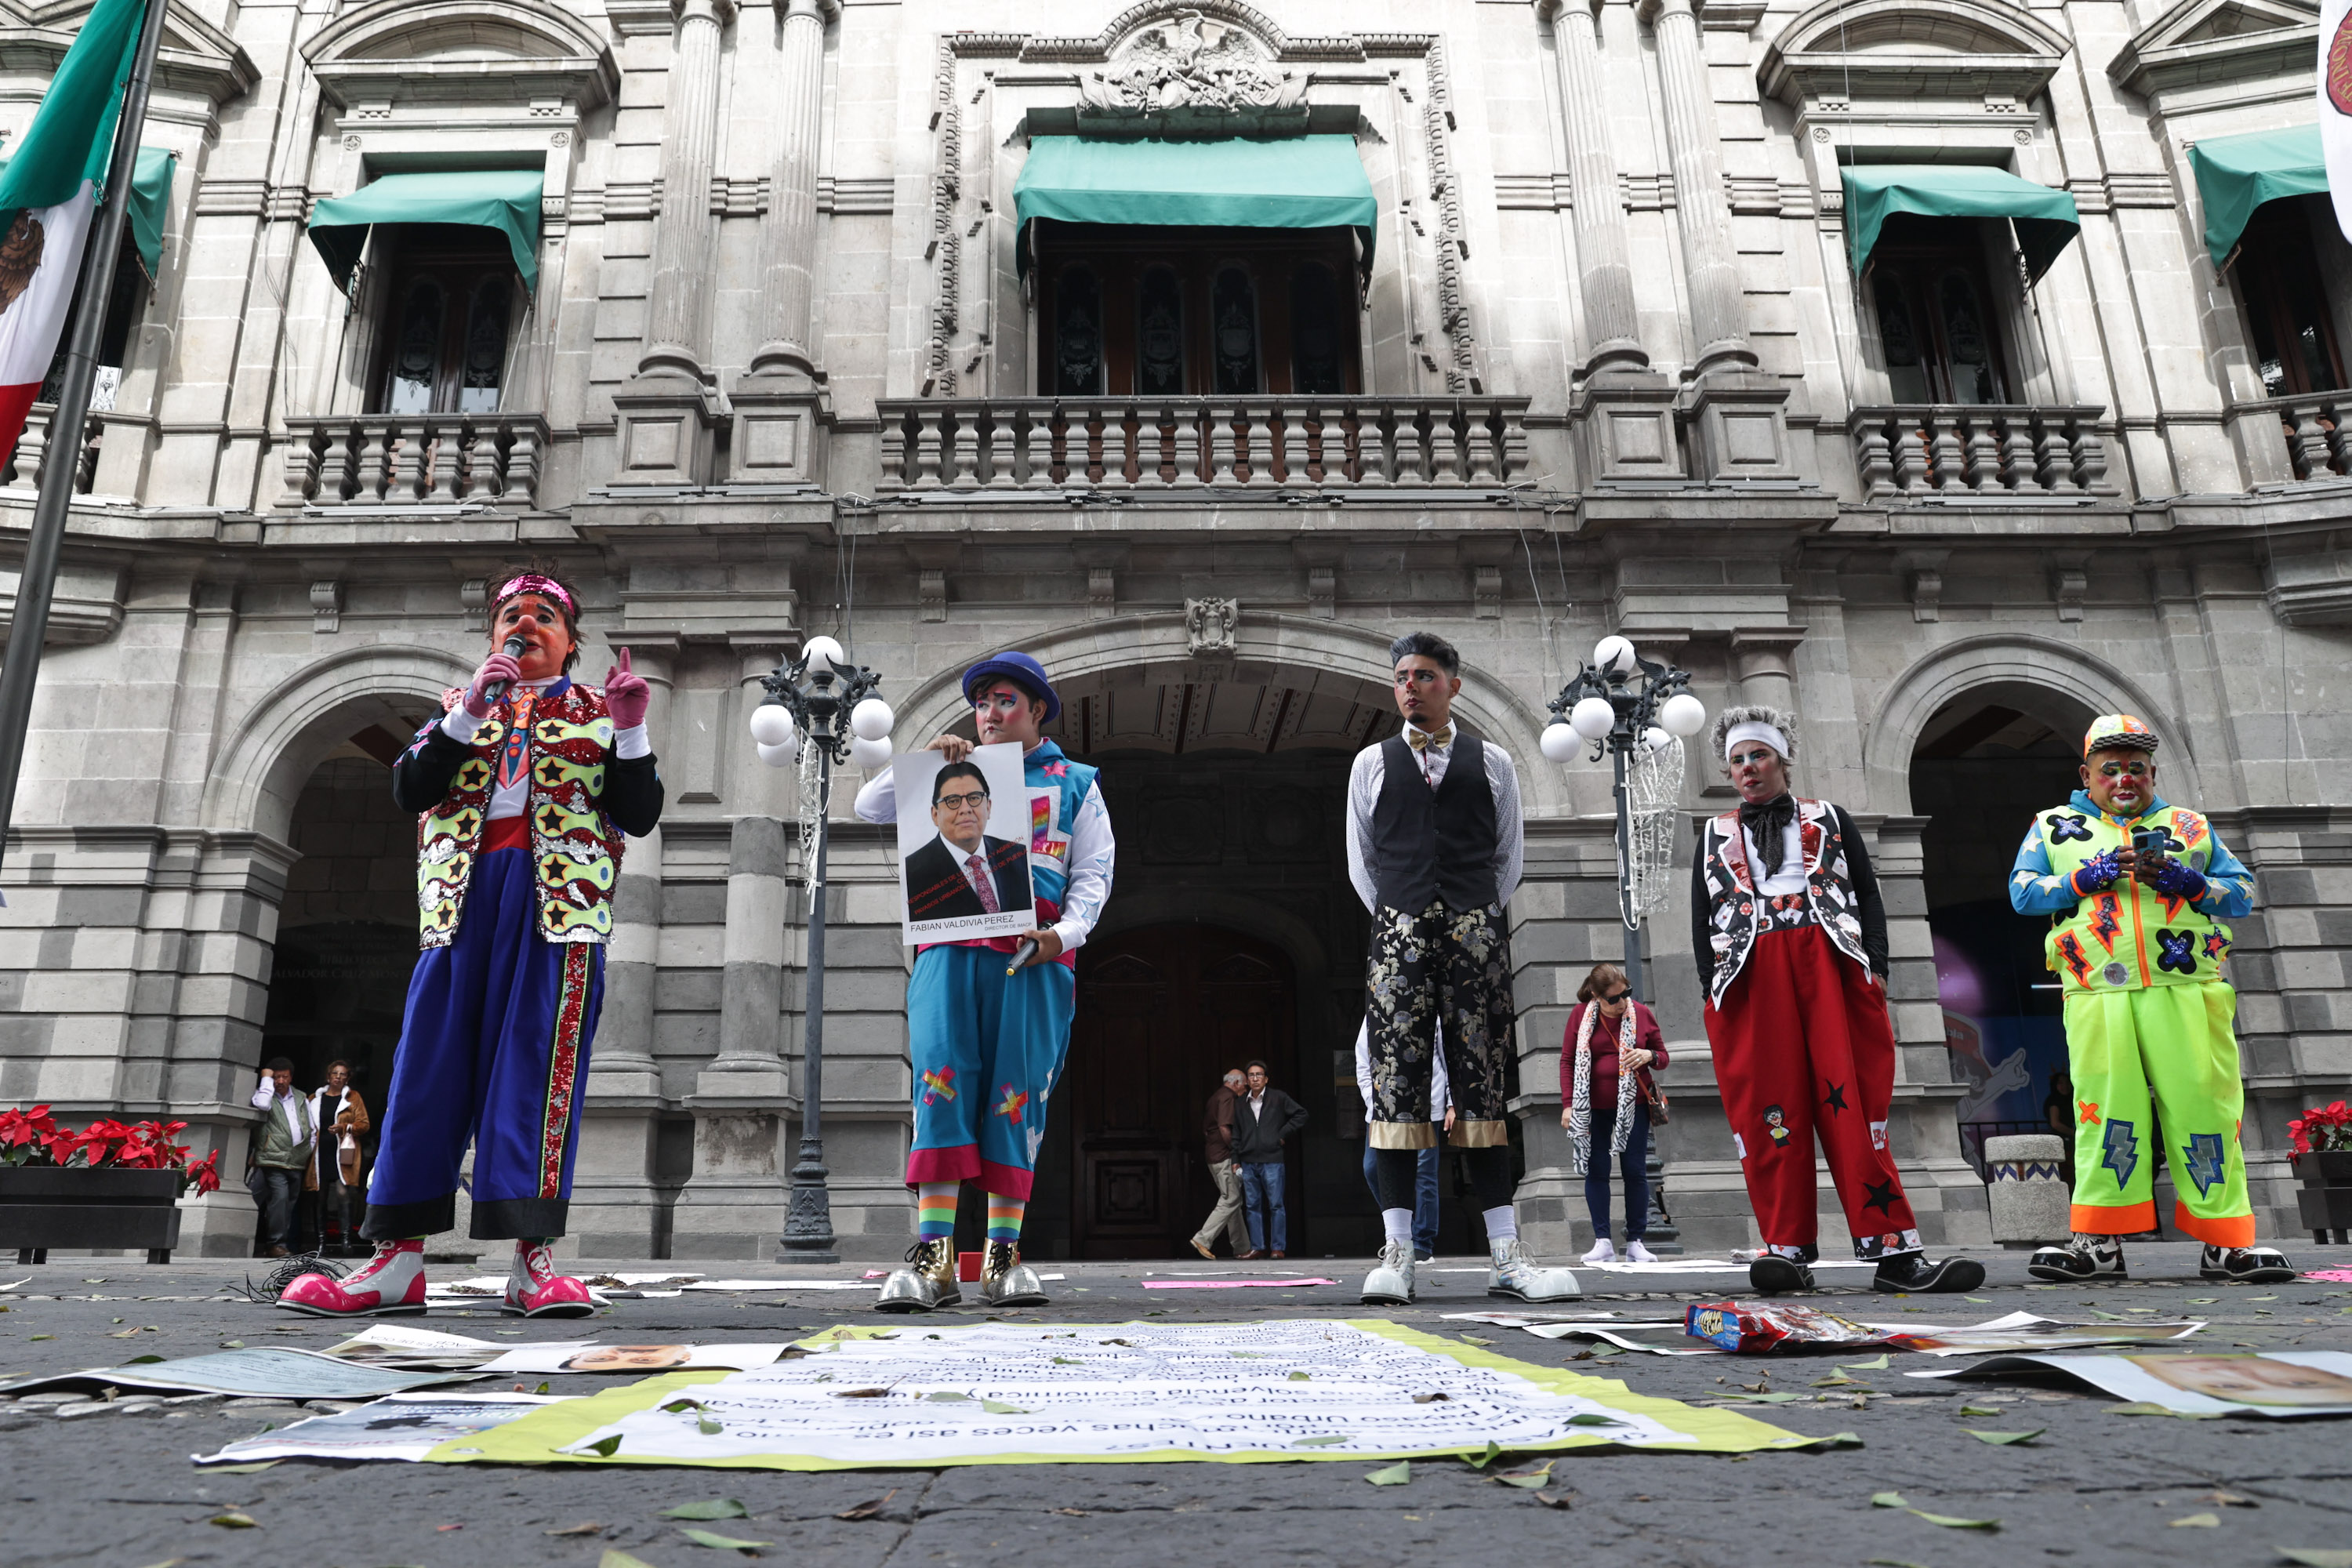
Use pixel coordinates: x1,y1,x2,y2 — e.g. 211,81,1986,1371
1685,1301,1893,1352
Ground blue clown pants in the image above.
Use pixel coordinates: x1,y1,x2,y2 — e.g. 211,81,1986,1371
904,945,1076,1200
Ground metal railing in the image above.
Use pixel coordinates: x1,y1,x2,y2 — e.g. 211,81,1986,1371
1848,405,2111,498
874,396,1532,492
277,412,550,510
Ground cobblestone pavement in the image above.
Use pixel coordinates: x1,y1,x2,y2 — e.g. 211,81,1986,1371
1,1243,2347,1568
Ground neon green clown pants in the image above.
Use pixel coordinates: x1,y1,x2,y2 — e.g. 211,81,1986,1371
2062,979,2253,1248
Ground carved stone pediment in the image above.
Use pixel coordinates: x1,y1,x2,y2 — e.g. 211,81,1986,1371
1077,9,1308,136
1758,0,2071,103
2107,0,2319,101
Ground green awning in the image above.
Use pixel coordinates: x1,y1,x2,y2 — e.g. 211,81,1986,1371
1841,164,2082,283
2187,125,2327,272
1014,134,1376,273
307,170,543,292
0,145,176,277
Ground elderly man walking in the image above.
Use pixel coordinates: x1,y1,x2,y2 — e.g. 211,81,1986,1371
1189,1068,1252,1259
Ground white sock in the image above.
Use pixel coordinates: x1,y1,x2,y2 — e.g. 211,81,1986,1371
1381,1208,1414,1248
1482,1205,1517,1246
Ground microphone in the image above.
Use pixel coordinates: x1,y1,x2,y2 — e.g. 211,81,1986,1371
1005,938,1040,976
483,633,528,705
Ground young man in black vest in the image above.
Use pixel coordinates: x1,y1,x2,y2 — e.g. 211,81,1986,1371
1348,632,1579,1305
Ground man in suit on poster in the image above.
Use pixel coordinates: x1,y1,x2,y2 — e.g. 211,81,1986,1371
905,760,1031,924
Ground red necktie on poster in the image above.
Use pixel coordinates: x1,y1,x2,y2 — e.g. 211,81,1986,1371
967,853,1000,914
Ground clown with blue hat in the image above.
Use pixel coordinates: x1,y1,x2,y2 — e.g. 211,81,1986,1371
854,651,1116,1310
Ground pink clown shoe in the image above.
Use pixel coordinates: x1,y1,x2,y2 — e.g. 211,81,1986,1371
504,1240,595,1318
277,1239,428,1317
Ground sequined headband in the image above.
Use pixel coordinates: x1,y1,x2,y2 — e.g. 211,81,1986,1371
492,574,575,615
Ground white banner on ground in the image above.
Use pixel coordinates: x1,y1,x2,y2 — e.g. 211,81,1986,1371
196,1393,572,1464
1911,1350,2352,1415
543,1319,1750,1465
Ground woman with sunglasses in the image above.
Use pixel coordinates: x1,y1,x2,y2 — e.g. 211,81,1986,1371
1560,962,1667,1265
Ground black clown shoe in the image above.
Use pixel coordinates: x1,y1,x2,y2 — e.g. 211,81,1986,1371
2027,1237,2125,1282
1870,1252,1987,1294
2199,1243,2296,1284
1748,1254,1815,1294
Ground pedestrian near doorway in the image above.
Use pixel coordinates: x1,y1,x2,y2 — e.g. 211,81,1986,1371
1354,1020,1449,1260
2008,713,2292,1284
310,1062,369,1256
1692,704,1984,1296
249,1058,314,1258
1349,630,1581,1305
277,568,663,1319
1190,1068,1253,1259
1232,1061,1307,1258
1559,963,1666,1265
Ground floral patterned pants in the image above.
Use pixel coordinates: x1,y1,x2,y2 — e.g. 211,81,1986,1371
1364,900,1515,1150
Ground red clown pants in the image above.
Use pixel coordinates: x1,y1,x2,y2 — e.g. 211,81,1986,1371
1705,923,1923,1261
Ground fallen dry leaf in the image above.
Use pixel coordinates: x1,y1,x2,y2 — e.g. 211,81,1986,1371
545,1523,604,1537
834,1490,898,1521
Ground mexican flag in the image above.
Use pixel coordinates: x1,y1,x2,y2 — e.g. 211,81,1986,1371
0,0,147,458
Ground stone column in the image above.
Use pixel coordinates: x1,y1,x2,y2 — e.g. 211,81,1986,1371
612,0,731,486
1542,0,1644,374
1642,0,1751,374
732,0,836,485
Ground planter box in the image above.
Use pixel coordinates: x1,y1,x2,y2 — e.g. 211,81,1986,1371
2294,1149,2352,1244
0,1167,182,1264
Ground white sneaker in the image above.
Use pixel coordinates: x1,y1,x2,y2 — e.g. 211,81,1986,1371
1625,1240,1661,1264
1581,1238,1617,1265
1488,1239,1581,1303
1360,1241,1416,1305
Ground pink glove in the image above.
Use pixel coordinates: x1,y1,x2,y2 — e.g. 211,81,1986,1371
604,647,651,730
463,652,522,719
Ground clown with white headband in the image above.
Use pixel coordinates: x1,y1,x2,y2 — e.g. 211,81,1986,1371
278,567,663,1320
1691,704,1983,1297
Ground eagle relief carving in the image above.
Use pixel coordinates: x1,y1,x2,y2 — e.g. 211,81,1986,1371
1081,9,1307,125
0,209,45,317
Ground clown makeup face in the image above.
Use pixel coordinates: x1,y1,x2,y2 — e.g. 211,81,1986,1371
2082,747,2155,818
493,592,575,683
1392,655,1460,731
1726,739,1789,804
972,678,1045,750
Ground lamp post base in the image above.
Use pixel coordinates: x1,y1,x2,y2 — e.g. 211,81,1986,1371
777,1138,839,1263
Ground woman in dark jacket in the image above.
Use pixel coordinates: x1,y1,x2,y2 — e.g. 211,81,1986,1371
1559,962,1667,1265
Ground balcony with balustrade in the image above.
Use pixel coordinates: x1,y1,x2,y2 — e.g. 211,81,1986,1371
1846,405,2115,500
873,397,1532,495
275,412,550,512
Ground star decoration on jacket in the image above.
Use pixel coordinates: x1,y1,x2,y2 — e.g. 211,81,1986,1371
1041,760,1067,777
1863,1179,1900,1218
1821,1082,1848,1115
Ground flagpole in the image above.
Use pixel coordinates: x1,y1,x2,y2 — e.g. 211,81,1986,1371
0,0,166,877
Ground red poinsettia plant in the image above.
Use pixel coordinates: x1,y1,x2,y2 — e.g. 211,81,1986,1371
2288,1100,2352,1157
0,1105,221,1196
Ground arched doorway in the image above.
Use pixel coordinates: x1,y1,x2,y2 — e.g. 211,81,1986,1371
1055,924,1298,1258
252,724,429,1250
1908,684,2094,1180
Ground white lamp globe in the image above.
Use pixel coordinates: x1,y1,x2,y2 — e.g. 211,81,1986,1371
1592,634,1636,676
1658,691,1707,739
1569,695,1618,741
849,697,895,741
1538,721,1581,764
747,702,796,748
802,634,846,675
756,740,797,769
848,734,894,768
1642,725,1671,753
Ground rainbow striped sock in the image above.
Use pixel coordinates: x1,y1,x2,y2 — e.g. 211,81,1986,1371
916,1181,960,1240
985,1192,1025,1243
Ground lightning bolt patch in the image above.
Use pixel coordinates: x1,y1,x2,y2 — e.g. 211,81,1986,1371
2089,893,2121,954
2100,1117,2139,1189
2183,1132,2227,1196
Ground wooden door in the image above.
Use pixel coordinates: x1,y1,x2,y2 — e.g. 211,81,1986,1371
1064,924,1298,1258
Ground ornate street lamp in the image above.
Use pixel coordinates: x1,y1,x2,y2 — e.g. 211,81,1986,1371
748,635,895,1263
1542,637,1707,1251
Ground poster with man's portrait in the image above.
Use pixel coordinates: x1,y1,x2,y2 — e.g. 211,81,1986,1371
893,742,1036,945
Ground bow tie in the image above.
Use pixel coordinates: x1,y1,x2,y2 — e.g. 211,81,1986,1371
1405,725,1454,753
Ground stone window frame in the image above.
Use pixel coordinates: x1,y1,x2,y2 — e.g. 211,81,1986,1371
290,0,616,421
1759,0,2080,412
915,1,1489,403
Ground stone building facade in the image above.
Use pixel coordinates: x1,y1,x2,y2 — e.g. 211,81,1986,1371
0,0,2345,1261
